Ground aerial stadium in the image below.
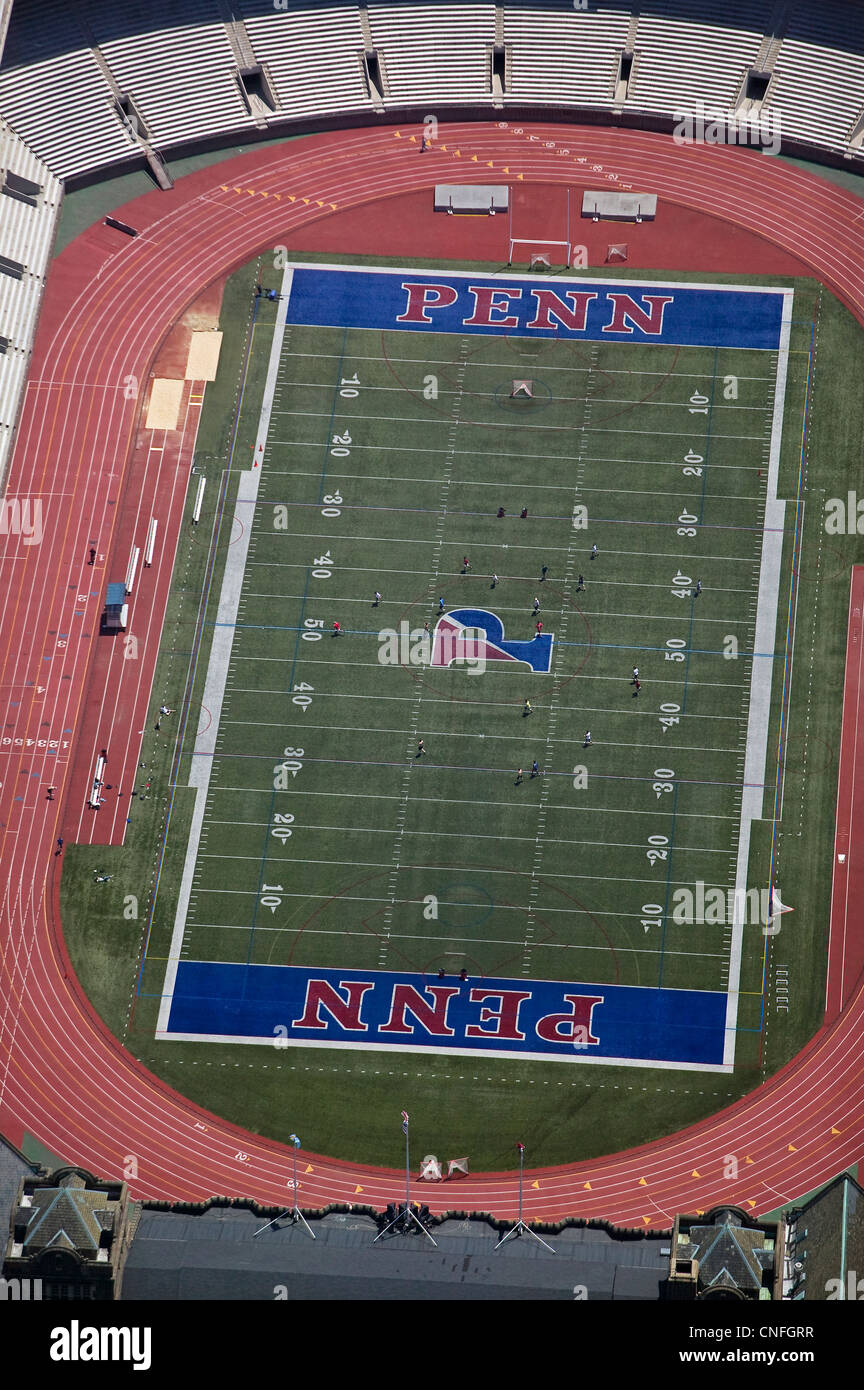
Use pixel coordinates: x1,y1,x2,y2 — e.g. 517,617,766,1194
0,0,863,1307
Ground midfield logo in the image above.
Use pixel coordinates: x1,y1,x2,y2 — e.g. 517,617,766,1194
432,610,554,673
377,610,554,675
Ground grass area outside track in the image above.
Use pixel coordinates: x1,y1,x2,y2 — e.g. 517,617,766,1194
60,254,864,1171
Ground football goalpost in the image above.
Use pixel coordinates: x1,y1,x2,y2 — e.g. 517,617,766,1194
507,238,572,269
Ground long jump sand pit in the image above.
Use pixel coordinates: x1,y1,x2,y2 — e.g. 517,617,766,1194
145,378,184,430
185,330,223,381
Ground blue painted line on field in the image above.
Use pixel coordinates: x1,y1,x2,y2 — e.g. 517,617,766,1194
212,619,778,660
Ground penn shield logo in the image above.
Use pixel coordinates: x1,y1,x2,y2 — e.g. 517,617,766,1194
432,609,554,673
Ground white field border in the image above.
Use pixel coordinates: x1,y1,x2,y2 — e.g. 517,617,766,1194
156,265,294,1038
159,1031,731,1072
722,288,794,1065
157,267,792,1074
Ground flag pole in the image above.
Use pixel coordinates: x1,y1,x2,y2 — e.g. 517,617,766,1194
518,1139,524,1225
404,1110,411,1213
372,1111,437,1245
494,1142,556,1253
252,1134,315,1240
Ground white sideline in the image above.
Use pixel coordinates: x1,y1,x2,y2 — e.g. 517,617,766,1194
156,268,293,1037
722,289,794,1065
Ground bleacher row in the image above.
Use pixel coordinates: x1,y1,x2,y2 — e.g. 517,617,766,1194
0,117,59,484
0,0,862,183
0,0,863,485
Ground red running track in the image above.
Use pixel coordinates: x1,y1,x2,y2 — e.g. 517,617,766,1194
1,123,863,1225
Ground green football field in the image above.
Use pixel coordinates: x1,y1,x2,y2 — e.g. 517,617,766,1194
64,256,863,1167
150,295,791,1032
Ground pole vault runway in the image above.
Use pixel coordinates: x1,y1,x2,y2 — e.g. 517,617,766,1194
0,123,862,1224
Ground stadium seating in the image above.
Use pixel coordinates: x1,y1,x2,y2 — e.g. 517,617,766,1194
1,0,864,182
89,2,255,148
2,0,863,490
365,2,496,104
629,1,772,114
0,118,60,483
237,2,369,119
764,1,864,155
502,1,631,108
0,47,139,180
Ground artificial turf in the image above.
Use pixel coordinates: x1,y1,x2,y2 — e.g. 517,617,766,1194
59,254,864,1167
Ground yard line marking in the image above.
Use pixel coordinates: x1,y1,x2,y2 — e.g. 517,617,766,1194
276,345,774,382
185,923,727,960
182,884,725,912
273,383,769,412
255,490,780,538
265,439,770,473
225,602,762,626
241,570,758,597
244,530,768,563
264,463,762,504
226,683,751,706
216,719,741,756
193,850,724,891
219,644,760,668
182,919,726,960
270,408,764,442
523,342,597,976
205,801,740,824
202,751,763,783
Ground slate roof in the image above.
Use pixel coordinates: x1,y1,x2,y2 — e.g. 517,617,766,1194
677,1209,774,1292
18,1171,118,1254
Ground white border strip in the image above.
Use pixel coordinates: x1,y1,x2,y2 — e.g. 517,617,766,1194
156,267,294,1036
722,288,794,1064
160,1030,732,1072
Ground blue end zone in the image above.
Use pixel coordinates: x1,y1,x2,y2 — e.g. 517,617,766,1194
164,962,728,1067
285,265,785,350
